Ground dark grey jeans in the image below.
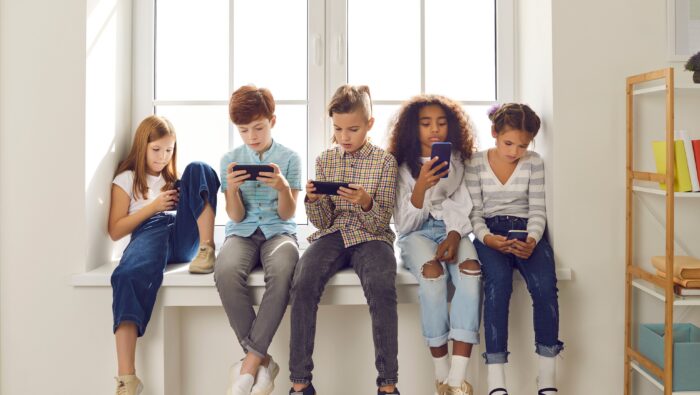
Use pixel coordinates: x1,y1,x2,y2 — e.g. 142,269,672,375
214,229,299,357
289,232,399,387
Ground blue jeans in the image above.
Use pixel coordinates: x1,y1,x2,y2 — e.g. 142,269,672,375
111,162,220,336
474,215,564,364
397,217,481,347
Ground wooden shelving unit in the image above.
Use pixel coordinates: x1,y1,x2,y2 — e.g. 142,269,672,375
624,67,699,395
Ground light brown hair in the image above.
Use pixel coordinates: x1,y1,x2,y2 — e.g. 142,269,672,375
115,115,178,199
488,103,541,137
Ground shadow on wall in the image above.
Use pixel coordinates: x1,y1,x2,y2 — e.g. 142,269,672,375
85,0,133,271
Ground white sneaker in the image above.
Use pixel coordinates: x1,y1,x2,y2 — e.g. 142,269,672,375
251,357,279,395
226,361,243,395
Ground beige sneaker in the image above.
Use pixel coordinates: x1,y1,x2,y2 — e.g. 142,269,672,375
189,244,215,274
446,380,473,395
435,380,450,395
114,375,143,395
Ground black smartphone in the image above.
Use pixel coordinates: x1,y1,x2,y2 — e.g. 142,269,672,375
231,164,274,181
174,179,181,189
507,230,528,242
311,181,351,195
430,142,451,178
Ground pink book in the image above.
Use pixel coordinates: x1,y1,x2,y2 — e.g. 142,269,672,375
694,140,700,181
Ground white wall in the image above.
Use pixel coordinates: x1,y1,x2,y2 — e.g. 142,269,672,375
2,0,699,393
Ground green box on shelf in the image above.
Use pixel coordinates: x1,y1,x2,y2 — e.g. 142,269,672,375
638,323,700,391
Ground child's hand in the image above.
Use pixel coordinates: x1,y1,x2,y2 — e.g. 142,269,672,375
257,163,290,192
339,184,372,211
416,157,449,191
226,162,250,192
510,237,537,259
435,231,461,263
484,234,514,254
151,189,179,212
305,180,320,203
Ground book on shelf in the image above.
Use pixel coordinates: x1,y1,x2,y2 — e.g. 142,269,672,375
651,255,700,279
655,270,700,288
677,131,700,191
694,139,700,183
651,140,693,192
674,284,700,296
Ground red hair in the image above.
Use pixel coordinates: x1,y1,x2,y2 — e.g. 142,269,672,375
229,85,275,125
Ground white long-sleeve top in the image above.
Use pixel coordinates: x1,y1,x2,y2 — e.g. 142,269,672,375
393,151,474,237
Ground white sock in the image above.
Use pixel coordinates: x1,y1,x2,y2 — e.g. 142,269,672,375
233,373,255,392
538,355,556,389
487,363,506,391
447,355,469,387
432,354,450,383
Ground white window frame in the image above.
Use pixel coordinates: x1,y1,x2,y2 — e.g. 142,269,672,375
132,0,514,247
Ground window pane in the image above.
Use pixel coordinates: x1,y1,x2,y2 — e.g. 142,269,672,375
155,105,230,225
464,105,493,150
368,104,401,150
348,0,421,100
155,0,229,101
233,0,307,101
426,0,496,101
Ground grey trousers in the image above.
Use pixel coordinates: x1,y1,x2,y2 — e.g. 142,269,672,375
214,229,299,357
288,232,399,387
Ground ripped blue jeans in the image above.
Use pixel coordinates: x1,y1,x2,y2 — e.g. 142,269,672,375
398,217,481,347
473,215,564,364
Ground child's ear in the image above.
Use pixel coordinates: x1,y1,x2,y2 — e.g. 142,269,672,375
491,126,498,138
269,115,277,128
367,117,375,131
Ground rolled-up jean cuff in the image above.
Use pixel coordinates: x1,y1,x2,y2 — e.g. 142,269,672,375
290,377,311,385
240,338,266,359
114,315,145,337
377,377,399,387
536,341,564,357
449,328,480,345
425,333,449,348
483,351,510,364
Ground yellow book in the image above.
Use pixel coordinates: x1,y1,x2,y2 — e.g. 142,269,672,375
652,140,693,192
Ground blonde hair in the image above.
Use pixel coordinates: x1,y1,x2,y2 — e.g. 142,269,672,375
115,115,178,199
327,85,373,143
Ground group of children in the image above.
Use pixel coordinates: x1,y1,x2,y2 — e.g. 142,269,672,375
107,84,563,395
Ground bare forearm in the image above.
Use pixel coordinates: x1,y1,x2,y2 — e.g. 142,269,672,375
410,185,426,209
225,189,246,222
109,205,157,241
277,188,297,221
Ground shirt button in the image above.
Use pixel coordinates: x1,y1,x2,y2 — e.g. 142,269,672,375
258,216,262,220
256,183,260,188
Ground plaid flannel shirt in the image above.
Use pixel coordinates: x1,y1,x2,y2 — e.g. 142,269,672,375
306,142,398,248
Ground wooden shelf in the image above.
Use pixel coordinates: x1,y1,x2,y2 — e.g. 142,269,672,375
631,361,700,394
633,84,700,95
633,186,700,198
632,279,700,306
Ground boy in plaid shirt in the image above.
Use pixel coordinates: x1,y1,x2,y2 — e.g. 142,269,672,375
288,85,400,395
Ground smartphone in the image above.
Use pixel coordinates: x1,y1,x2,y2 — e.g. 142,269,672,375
173,179,181,190
507,230,528,242
231,164,274,181
311,181,351,195
430,142,452,178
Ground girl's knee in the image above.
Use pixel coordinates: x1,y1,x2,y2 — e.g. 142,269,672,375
421,260,444,279
458,260,481,277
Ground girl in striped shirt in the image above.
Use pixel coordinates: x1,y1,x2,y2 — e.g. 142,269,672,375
465,103,563,395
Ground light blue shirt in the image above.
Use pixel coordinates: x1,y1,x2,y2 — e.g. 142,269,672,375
220,140,302,238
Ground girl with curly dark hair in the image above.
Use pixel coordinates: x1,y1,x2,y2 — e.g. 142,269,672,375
388,95,480,395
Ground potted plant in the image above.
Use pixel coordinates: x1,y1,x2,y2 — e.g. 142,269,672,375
686,51,700,83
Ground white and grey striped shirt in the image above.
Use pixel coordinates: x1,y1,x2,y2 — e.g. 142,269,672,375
465,150,546,243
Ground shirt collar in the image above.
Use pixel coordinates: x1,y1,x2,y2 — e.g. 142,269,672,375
243,139,277,162
339,141,372,159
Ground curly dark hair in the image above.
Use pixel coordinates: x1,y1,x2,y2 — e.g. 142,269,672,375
387,95,476,178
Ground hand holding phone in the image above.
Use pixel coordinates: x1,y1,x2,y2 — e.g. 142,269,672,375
311,181,351,195
430,142,452,179
231,164,275,181
506,230,528,242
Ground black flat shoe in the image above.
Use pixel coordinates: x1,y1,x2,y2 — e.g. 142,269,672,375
289,383,316,395
377,387,400,395
489,389,508,395
538,388,558,395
